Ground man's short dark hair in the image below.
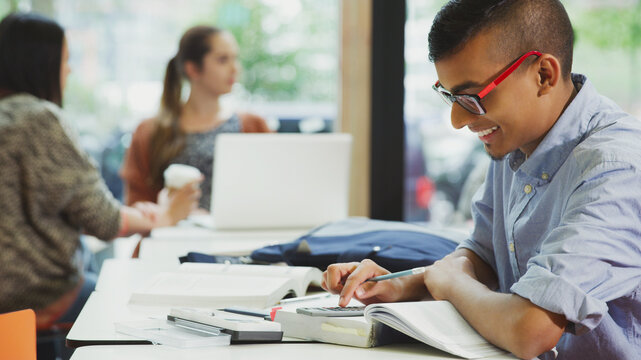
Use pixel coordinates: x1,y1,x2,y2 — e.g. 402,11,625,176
428,0,574,78
0,13,65,105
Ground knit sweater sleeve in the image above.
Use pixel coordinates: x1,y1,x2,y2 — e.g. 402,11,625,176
24,102,121,240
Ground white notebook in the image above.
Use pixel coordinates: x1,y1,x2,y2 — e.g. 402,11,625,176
114,319,231,348
129,263,322,309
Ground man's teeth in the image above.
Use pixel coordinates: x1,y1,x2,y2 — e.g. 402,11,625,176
477,126,499,137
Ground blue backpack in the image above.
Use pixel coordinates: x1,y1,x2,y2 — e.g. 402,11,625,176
249,218,462,272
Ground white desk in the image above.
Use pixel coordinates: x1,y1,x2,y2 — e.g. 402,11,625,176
69,343,503,360
68,226,306,348
67,227,515,359
67,259,179,347
139,227,308,261
68,290,515,359
67,259,313,347
94,258,178,293
66,291,163,347
68,257,313,347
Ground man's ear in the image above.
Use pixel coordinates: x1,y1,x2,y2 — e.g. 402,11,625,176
537,54,562,96
183,61,200,82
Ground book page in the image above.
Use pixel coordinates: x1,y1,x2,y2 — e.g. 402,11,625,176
178,263,322,296
365,301,509,359
130,272,295,308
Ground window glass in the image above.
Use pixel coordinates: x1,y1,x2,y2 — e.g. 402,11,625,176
1,0,338,200
404,0,641,226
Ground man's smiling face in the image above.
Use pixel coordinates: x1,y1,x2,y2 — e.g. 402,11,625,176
434,30,552,160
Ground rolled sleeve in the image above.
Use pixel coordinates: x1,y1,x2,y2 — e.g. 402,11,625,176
457,238,494,267
511,265,607,334
512,160,641,335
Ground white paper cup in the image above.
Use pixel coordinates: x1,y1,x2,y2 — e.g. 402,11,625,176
163,164,202,189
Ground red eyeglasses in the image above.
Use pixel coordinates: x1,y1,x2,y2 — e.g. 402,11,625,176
432,50,542,115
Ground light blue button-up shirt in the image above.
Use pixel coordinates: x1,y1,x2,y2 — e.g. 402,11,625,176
458,74,641,359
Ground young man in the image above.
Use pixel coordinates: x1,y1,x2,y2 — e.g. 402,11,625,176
321,1,641,359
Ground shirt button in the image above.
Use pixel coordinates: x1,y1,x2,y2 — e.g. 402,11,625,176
509,243,515,252
541,173,549,180
524,184,533,194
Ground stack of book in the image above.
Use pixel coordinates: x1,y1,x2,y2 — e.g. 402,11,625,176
128,263,323,308
274,295,511,359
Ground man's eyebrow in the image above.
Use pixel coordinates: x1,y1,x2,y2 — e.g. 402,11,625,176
448,80,483,94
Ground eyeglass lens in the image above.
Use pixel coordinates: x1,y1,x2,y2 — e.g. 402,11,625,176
437,89,484,115
456,96,484,114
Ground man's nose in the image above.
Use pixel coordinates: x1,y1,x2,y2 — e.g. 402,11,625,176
450,103,478,130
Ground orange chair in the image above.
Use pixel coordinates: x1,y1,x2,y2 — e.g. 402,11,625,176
0,309,37,360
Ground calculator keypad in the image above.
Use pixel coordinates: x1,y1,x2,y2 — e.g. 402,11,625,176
296,306,366,317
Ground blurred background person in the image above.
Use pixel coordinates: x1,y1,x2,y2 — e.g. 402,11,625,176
121,25,270,211
0,12,200,327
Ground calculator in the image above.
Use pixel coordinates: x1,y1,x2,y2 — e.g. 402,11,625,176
295,306,366,317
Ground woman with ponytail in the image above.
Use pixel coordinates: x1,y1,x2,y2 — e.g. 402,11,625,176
121,26,270,210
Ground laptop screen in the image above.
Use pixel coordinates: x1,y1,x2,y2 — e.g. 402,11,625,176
210,133,352,230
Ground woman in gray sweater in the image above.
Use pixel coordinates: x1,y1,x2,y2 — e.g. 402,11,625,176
0,13,200,328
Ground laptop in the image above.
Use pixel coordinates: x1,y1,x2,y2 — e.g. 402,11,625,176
206,133,352,230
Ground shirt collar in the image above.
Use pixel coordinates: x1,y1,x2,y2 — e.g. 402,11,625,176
507,74,602,183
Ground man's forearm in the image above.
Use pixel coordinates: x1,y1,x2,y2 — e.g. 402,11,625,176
394,248,498,302
449,248,498,290
395,273,432,301
444,273,566,359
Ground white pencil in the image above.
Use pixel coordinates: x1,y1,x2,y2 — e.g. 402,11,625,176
279,293,332,304
365,267,426,282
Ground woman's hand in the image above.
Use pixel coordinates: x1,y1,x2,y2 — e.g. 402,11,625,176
156,178,203,226
132,201,160,223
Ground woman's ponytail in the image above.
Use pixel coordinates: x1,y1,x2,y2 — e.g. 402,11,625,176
148,55,186,190
148,26,222,191
160,56,182,119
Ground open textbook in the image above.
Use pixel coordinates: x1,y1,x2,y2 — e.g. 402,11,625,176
129,263,322,308
275,296,510,359
365,301,510,359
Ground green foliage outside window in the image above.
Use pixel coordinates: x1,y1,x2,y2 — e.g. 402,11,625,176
568,0,641,109
0,0,338,142
200,0,338,102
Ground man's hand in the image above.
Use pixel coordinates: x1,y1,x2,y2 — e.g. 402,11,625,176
322,259,428,307
423,254,477,300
